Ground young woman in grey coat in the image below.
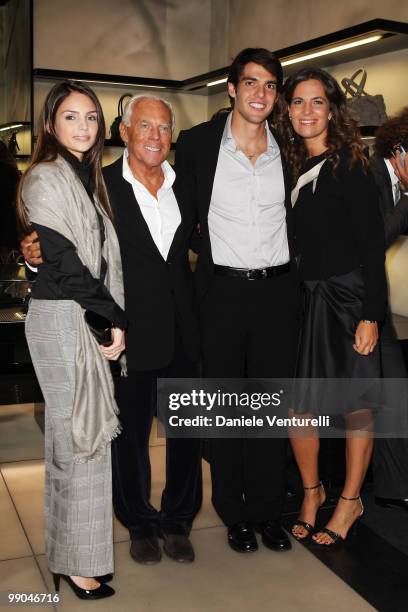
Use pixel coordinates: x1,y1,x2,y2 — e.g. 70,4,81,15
16,81,126,600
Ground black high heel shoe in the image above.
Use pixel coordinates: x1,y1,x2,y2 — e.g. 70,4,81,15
312,494,364,549
95,573,113,583
292,482,326,540
53,574,115,600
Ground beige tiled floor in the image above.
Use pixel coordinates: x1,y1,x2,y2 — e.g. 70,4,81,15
34,535,374,612
1,450,220,556
0,406,375,612
0,475,31,560
1,461,46,556
0,403,44,463
0,557,51,611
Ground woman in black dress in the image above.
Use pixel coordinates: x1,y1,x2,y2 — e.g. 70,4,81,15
281,68,387,546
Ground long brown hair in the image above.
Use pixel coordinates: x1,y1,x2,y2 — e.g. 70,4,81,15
279,68,367,185
16,80,111,233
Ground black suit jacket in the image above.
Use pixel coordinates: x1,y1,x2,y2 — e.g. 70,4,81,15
369,155,408,249
175,114,295,301
103,157,200,371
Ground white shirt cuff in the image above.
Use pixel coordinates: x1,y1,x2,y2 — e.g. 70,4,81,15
25,261,38,273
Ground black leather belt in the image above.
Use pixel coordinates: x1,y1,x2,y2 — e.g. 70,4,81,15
214,262,290,280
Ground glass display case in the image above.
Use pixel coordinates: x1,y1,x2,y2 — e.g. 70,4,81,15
0,262,42,405
0,262,32,323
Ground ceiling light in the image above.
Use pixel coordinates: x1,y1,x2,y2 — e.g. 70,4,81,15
0,123,24,132
207,77,228,87
281,35,382,67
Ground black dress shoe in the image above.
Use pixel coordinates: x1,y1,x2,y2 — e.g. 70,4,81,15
255,521,292,551
162,534,195,562
375,496,408,511
130,536,162,564
227,522,258,553
53,574,115,600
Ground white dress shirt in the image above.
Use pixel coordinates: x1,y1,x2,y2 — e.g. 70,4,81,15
385,158,401,205
208,113,289,268
122,150,181,260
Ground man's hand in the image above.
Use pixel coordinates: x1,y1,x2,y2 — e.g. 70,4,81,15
390,151,408,190
20,231,43,265
99,328,125,361
353,321,378,355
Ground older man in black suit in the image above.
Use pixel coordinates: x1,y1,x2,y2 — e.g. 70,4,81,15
103,95,202,564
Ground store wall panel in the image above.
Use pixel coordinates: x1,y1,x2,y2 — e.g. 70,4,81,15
164,0,211,79
209,0,230,70
33,0,214,80
207,90,230,120
1,0,30,124
228,0,408,58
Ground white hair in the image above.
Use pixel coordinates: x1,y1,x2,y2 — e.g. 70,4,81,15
121,94,175,131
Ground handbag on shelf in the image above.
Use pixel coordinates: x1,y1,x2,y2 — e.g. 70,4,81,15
106,93,132,146
84,310,113,346
341,69,388,129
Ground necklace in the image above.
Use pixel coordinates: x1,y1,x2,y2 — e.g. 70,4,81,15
234,134,266,161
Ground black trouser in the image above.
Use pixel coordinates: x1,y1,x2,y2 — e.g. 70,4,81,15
200,272,300,526
111,332,202,540
373,311,408,498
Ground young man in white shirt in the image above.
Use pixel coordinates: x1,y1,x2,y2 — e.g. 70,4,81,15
176,49,299,554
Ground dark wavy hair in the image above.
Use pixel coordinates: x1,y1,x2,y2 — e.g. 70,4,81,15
279,68,367,184
374,107,408,158
17,80,111,233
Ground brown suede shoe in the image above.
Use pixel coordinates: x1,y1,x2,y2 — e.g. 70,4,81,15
162,534,195,563
130,537,162,564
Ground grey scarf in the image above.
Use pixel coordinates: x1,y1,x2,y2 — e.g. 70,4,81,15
23,155,124,462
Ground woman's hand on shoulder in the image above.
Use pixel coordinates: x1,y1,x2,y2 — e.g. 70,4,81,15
353,321,378,355
99,327,125,360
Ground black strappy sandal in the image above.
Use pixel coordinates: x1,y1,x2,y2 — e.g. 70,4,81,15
292,482,325,540
312,494,364,548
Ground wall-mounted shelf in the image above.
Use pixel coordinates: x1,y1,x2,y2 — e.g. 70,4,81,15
33,69,180,92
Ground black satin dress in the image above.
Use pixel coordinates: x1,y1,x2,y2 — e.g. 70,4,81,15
293,151,387,416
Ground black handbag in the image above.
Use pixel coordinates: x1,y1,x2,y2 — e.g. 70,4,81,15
106,94,132,146
84,310,113,346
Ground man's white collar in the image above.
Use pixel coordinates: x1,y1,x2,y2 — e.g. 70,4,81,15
122,148,175,190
